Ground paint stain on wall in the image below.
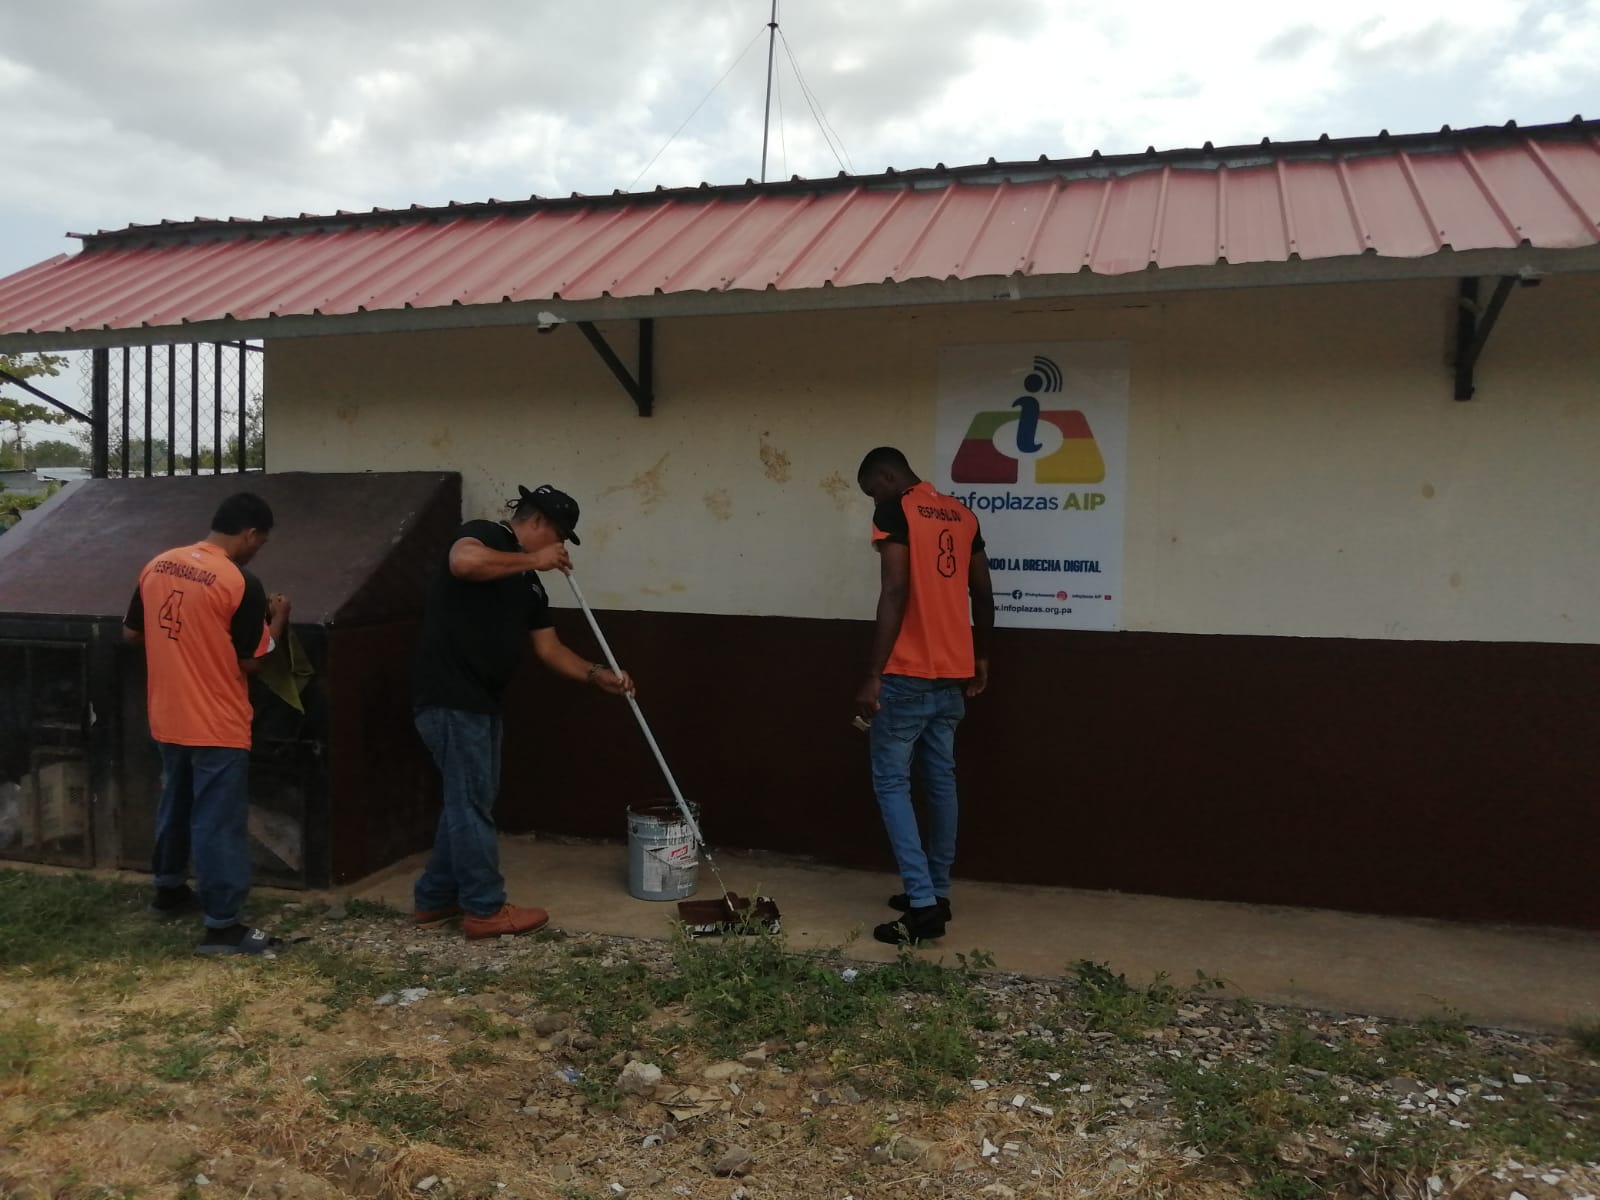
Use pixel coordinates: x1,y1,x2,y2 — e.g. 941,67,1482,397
819,471,854,511
336,402,361,422
1449,571,1462,589
602,453,669,513
1420,482,1436,499
703,488,734,520
429,427,451,452
758,435,791,483
640,582,689,597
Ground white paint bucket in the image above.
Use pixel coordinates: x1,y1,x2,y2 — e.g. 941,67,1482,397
626,803,698,901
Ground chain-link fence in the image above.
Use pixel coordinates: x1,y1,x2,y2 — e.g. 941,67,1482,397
75,341,264,477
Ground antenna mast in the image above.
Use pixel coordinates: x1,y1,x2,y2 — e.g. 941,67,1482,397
760,0,778,182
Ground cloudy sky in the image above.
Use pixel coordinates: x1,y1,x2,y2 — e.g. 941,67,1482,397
2,0,1597,287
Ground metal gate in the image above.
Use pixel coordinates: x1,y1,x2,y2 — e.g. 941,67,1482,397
0,341,263,480
83,342,264,477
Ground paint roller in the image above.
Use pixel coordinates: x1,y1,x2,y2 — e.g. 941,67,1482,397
564,571,778,935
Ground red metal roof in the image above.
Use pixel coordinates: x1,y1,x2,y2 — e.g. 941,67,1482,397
3,119,1598,343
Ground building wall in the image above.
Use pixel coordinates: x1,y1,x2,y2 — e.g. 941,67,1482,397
265,274,1600,929
270,274,1600,645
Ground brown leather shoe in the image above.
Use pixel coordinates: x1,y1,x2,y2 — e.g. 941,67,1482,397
462,903,550,940
414,904,462,928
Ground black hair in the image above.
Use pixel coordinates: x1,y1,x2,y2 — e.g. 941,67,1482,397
857,446,913,478
211,492,275,535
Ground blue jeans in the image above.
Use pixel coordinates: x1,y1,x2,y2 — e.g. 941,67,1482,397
868,674,965,908
152,744,252,929
413,707,507,918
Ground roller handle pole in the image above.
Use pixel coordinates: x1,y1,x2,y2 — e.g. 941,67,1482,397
565,572,707,850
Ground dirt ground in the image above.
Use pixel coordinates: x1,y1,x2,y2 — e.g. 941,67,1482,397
1,884,1597,1200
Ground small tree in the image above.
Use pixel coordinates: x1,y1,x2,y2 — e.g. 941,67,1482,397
109,437,174,476
172,392,264,472
68,424,175,477
226,397,265,470
28,440,87,468
0,352,71,466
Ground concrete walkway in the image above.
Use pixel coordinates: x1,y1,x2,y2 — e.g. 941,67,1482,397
349,837,1600,1034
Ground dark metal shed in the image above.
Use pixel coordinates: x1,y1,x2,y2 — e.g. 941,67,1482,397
0,470,461,886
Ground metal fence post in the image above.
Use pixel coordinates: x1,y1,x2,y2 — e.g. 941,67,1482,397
90,348,109,477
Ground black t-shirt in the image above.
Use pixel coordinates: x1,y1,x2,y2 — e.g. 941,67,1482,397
412,520,553,713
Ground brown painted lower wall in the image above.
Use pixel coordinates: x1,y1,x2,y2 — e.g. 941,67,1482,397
327,623,441,884
494,611,1600,931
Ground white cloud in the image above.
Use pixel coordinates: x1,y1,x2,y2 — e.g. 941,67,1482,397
1494,0,1600,97
0,0,1594,282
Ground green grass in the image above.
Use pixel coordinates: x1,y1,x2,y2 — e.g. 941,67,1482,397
204,997,244,1033
576,1072,627,1110
0,1015,48,1080
115,1013,275,1087
0,877,1102,1156
151,1038,216,1082
8,869,1600,1188
1571,1021,1600,1056
447,1043,499,1070
1381,1005,1471,1058
343,897,402,919
0,868,316,976
1161,1055,1361,1199
0,871,194,971
1158,1016,1600,1199
474,925,1003,1103
502,953,661,1043
1271,1022,1385,1081
313,1053,467,1145
50,1079,165,1121
294,945,505,1027
458,1006,521,1041
1008,1030,1083,1083
661,928,997,1100
1069,959,1223,1039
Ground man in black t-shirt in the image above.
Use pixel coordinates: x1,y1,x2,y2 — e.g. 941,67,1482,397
412,483,635,940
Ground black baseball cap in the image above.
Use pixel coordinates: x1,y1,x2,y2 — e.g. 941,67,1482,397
516,484,581,545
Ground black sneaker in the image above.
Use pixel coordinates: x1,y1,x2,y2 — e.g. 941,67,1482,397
146,884,200,920
873,904,946,946
889,893,952,922
195,924,284,956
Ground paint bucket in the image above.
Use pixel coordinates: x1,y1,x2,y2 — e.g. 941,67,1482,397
626,802,699,901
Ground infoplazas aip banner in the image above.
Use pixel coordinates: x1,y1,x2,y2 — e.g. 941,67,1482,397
935,342,1129,631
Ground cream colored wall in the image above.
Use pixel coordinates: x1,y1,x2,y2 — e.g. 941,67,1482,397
1133,275,1600,642
267,273,1600,643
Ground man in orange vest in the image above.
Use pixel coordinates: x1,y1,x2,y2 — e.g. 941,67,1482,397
124,492,290,954
856,447,994,945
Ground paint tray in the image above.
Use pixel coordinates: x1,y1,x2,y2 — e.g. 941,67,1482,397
677,893,782,937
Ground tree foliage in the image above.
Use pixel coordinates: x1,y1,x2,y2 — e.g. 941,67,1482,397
27,440,87,468
0,352,72,467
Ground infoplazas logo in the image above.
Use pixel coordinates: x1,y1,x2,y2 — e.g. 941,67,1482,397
951,356,1106,484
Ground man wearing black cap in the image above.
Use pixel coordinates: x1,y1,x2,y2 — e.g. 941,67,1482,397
411,484,635,940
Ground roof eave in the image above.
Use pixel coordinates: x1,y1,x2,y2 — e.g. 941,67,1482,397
3,243,1596,354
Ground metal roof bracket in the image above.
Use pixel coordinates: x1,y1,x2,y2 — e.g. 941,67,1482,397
1453,274,1531,400
576,318,655,417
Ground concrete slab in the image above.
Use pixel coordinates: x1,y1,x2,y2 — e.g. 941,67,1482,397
350,836,1600,1033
